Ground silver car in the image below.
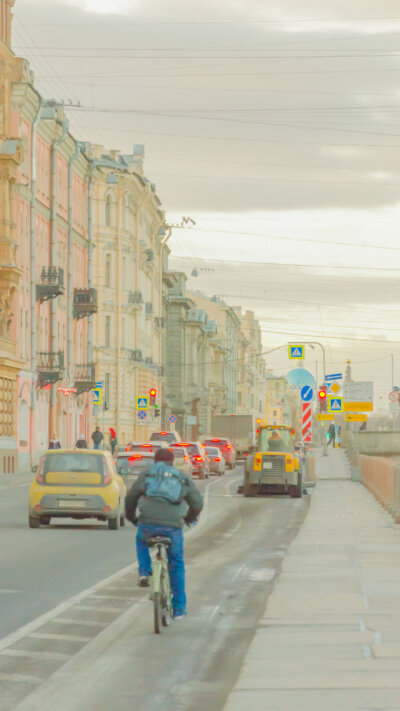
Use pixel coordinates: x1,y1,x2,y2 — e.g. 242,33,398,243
205,446,226,476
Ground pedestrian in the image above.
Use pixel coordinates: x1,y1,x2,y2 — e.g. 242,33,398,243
109,428,118,455
327,423,336,447
48,433,61,449
76,434,87,449
91,426,104,450
125,448,203,620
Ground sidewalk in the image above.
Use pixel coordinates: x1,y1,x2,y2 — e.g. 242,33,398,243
224,449,400,710
0,470,34,489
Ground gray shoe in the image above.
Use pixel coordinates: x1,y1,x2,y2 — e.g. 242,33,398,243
138,576,150,588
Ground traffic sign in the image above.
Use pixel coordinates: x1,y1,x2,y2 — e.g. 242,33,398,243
93,388,102,406
316,413,334,421
136,397,149,410
389,391,399,402
288,344,304,360
328,397,343,412
343,381,373,403
137,410,147,420
328,382,341,395
300,385,313,402
343,401,373,412
346,414,367,422
325,373,342,382
169,415,177,423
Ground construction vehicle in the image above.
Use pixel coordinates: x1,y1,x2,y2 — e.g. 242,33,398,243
243,425,302,498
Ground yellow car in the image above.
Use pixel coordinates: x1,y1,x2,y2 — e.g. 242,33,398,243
29,449,126,530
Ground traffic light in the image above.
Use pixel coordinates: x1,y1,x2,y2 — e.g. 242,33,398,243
318,386,327,412
149,387,156,406
154,404,161,418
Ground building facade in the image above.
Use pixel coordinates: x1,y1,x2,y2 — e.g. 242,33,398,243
236,309,265,421
90,144,167,445
0,1,24,473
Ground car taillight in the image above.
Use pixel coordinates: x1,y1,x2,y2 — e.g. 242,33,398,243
183,455,188,460
141,444,151,448
35,471,44,484
129,455,142,460
215,457,220,462
255,457,262,466
125,447,130,452
225,445,231,449
194,455,203,462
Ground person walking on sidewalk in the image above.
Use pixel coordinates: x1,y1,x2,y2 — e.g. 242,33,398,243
91,426,104,450
125,448,203,620
327,423,336,447
109,427,118,455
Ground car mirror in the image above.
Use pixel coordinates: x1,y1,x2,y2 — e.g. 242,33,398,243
32,465,38,473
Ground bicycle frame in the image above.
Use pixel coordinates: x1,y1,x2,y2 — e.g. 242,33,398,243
149,541,172,633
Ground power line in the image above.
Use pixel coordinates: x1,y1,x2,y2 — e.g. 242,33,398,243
170,255,400,272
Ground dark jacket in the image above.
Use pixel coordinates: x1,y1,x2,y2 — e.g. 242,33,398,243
91,430,103,445
76,439,88,449
125,462,203,529
48,440,61,450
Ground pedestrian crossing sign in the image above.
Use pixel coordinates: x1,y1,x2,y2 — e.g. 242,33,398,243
328,397,343,412
136,396,149,410
288,344,304,360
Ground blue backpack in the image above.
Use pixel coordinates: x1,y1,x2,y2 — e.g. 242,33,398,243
145,462,184,504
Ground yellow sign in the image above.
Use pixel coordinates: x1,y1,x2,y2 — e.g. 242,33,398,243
316,413,334,421
343,402,373,412
346,414,367,422
328,397,343,412
330,382,341,395
288,344,304,359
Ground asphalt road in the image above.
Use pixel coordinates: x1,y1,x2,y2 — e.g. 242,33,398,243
0,466,309,711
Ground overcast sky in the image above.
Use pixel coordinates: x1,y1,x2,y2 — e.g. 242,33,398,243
12,0,400,408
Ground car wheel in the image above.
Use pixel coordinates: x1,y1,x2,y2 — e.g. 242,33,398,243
108,515,120,530
244,484,259,497
29,516,40,528
41,517,51,525
290,473,303,499
120,514,126,527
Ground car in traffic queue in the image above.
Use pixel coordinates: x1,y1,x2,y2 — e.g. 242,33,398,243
205,446,226,476
174,442,209,479
150,431,181,444
29,450,126,530
124,441,168,454
169,445,193,478
243,425,302,499
203,438,236,469
115,449,154,480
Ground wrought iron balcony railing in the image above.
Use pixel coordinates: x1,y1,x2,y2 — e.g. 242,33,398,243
128,290,143,305
37,351,64,386
36,267,65,302
129,349,144,363
74,363,96,394
73,288,98,319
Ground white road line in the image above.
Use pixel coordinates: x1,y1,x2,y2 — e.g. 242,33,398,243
28,632,92,643
51,618,108,628
0,589,22,594
0,562,137,653
0,672,41,684
0,649,69,661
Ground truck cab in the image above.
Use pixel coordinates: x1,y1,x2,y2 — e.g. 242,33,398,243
244,425,302,498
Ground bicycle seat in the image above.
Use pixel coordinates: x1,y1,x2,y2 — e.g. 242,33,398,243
146,536,172,548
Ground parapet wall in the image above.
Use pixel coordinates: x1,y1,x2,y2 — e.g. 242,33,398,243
358,454,400,523
357,431,400,457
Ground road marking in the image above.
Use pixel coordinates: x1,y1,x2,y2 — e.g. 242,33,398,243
0,649,69,661
0,589,22,594
29,632,93,643
0,672,41,684
52,618,108,628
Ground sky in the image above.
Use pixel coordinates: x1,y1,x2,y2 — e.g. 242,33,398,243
12,0,400,409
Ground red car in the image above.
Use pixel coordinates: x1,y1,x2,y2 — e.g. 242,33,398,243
203,438,236,469
174,442,209,479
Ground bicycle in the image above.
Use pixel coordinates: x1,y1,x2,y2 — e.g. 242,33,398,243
146,535,173,634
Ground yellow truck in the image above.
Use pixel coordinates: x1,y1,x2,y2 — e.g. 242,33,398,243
243,425,303,498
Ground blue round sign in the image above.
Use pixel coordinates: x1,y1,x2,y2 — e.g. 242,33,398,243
301,385,314,402
137,410,147,420
169,415,177,423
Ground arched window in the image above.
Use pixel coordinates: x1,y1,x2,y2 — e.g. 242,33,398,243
105,254,111,288
105,194,112,227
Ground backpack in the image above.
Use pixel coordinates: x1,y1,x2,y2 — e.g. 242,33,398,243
145,462,184,504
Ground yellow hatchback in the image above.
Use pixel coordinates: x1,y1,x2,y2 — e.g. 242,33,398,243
29,449,126,530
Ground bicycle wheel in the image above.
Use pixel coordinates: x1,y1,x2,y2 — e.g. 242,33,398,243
153,592,162,634
161,571,172,627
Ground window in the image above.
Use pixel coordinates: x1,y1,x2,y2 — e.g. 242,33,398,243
105,254,111,287
105,195,112,227
105,316,111,347
105,372,110,407
273,409,278,417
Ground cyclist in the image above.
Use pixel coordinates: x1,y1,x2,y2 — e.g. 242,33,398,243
125,448,203,620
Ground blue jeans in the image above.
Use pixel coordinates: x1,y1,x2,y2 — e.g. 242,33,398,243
93,442,101,450
136,523,186,615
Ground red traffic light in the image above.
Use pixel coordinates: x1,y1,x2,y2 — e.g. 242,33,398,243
149,388,157,397
318,389,327,399
318,386,327,412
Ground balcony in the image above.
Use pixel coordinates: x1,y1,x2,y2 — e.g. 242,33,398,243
145,357,153,367
36,267,64,302
73,288,98,320
37,351,64,386
75,363,96,394
128,290,143,307
145,302,153,317
129,349,143,363
155,316,165,329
